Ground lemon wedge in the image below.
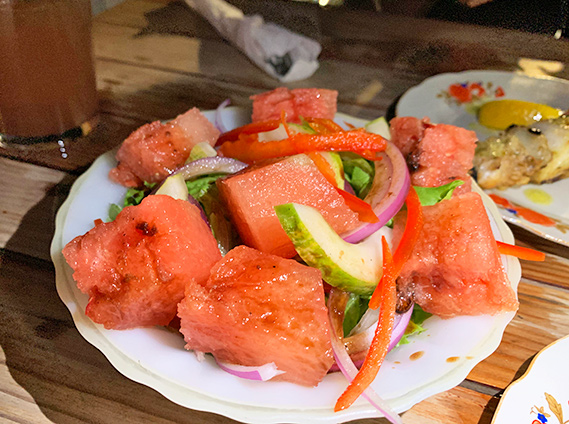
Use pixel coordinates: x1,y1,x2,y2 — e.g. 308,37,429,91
478,99,562,130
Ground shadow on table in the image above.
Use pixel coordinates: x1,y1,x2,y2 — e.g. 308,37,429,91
0,181,239,423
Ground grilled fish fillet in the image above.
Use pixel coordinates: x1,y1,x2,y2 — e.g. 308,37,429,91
473,116,569,189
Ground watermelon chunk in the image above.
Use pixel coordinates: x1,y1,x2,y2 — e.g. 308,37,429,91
62,195,221,329
109,108,220,187
390,117,477,194
389,116,432,158
217,154,361,258
251,87,338,123
177,245,333,386
394,192,518,318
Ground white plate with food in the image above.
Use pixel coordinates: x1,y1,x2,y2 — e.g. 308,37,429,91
397,70,569,246
51,106,521,423
491,334,569,424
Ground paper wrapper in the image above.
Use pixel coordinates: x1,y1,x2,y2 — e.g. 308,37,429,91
185,0,321,82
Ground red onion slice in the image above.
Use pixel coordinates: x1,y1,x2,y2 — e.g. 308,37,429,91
216,359,285,381
214,98,231,133
173,156,247,180
344,306,413,365
328,289,403,424
342,142,410,244
329,304,413,371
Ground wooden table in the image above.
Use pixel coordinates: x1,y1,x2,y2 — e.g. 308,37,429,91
2,0,569,422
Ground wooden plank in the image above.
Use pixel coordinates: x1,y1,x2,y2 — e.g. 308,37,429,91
521,254,569,289
466,278,569,389
511,225,569,289
92,21,272,86
91,19,424,119
94,0,569,81
0,358,54,424
400,387,494,424
95,56,408,122
0,159,70,261
0,113,144,172
95,0,174,28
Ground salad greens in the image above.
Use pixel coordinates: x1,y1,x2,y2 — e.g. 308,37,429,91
397,304,432,346
341,180,462,338
340,152,375,199
343,293,370,336
414,180,464,206
108,182,156,221
186,174,225,200
107,139,457,346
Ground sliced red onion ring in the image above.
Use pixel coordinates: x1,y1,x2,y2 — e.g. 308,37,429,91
214,98,231,133
173,156,247,180
216,359,285,381
328,289,403,424
186,191,209,224
340,305,413,369
342,141,410,244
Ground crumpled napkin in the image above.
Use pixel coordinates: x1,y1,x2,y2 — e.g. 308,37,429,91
184,0,321,82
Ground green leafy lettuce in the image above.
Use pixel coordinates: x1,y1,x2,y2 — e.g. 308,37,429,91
185,174,225,201
108,181,156,221
343,293,370,336
414,180,464,206
397,304,432,346
340,153,375,199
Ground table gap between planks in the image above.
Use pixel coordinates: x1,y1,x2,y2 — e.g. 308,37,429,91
1,0,569,422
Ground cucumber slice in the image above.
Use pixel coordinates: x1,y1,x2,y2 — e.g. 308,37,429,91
316,151,345,187
188,141,217,162
155,174,188,200
365,116,391,139
257,122,317,142
275,203,391,296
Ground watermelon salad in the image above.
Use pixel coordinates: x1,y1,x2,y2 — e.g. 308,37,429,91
62,87,530,422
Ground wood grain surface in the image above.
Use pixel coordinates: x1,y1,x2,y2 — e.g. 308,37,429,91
1,0,569,423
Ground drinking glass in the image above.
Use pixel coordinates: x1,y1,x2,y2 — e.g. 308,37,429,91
0,0,98,149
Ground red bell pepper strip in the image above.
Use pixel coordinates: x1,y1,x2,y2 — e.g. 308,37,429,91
307,151,377,222
392,186,423,277
303,117,344,134
335,187,379,224
307,152,339,187
369,234,396,310
496,241,545,261
280,110,293,138
334,235,396,412
216,119,281,145
218,130,386,163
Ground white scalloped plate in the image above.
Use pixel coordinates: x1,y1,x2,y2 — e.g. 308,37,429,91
51,107,521,423
491,335,569,424
396,70,569,246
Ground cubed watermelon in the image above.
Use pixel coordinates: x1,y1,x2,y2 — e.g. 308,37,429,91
389,116,432,157
62,195,221,329
251,87,338,123
177,245,333,386
109,108,220,187
390,117,477,194
394,192,518,318
217,154,361,258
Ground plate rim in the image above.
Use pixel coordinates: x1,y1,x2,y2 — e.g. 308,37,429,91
490,334,569,424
